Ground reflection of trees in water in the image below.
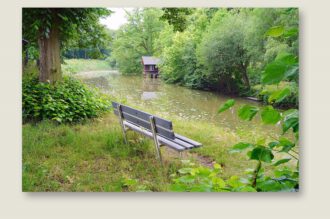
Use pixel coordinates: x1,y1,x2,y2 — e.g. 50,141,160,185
83,76,110,90
142,77,161,92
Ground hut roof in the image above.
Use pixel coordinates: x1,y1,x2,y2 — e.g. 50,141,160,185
142,56,160,65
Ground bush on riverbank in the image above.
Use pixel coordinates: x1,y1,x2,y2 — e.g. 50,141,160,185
23,75,111,123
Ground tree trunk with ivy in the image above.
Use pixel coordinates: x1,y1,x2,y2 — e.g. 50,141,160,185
38,12,61,84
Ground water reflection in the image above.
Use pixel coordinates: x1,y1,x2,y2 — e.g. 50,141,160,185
77,71,280,136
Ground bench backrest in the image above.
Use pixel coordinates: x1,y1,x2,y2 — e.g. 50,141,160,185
112,102,175,140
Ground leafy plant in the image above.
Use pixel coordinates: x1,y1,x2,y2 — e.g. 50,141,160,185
218,99,235,113
170,161,256,192
215,25,299,192
238,105,259,121
260,106,281,124
23,75,111,123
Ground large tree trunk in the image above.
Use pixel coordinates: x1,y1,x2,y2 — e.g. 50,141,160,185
38,13,61,84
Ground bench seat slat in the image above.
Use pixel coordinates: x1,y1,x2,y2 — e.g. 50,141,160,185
170,138,196,149
175,134,202,147
123,121,186,151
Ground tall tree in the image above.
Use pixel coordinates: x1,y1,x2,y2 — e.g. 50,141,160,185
197,10,251,93
23,8,110,84
112,8,166,74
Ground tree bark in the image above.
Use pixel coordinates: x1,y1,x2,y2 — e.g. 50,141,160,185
38,11,61,84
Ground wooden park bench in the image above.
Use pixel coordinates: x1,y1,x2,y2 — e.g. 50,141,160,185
112,102,202,164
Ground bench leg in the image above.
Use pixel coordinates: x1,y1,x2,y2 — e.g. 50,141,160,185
179,151,183,159
117,104,128,144
149,116,163,165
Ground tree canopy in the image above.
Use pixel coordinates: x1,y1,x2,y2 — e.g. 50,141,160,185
23,8,111,83
112,8,166,74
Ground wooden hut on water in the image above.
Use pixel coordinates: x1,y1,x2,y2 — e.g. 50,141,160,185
141,56,160,78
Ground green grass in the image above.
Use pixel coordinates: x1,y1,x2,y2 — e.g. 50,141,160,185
23,114,185,192
23,109,284,191
62,59,112,75
22,60,297,192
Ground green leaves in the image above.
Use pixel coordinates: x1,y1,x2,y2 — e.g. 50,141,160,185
283,117,299,134
265,26,284,37
249,146,274,163
273,158,291,166
218,99,235,113
230,142,254,153
284,27,298,37
268,87,291,103
262,62,287,84
171,164,228,192
282,109,299,134
260,106,281,124
268,141,279,149
238,105,259,121
23,75,111,123
261,53,298,85
278,138,295,152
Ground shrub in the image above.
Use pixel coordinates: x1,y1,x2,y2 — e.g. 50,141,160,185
22,75,111,123
252,81,298,109
170,160,256,192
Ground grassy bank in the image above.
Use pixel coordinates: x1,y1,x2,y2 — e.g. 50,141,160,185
23,114,182,192
23,109,284,191
62,59,112,75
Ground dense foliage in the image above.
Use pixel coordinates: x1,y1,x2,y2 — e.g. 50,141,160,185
23,75,110,123
23,8,111,83
170,24,299,192
111,9,166,74
111,8,298,107
23,8,110,49
160,8,193,32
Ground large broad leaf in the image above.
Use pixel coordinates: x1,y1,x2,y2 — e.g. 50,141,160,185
285,65,299,78
238,105,259,121
218,99,235,113
283,118,299,134
279,138,295,152
284,28,298,37
268,141,280,149
266,26,284,37
282,109,299,134
261,53,298,85
273,158,291,166
261,106,281,124
261,61,287,84
230,142,254,153
249,146,274,163
276,53,297,65
268,88,291,103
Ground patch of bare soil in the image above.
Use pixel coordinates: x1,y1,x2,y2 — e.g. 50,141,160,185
161,147,216,168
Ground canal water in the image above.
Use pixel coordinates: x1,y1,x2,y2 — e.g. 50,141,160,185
77,70,280,136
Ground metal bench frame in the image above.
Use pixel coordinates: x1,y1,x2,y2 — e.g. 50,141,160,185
113,102,202,164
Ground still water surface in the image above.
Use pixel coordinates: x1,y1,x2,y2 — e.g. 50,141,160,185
77,70,280,136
